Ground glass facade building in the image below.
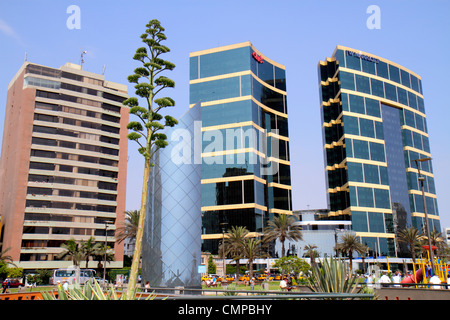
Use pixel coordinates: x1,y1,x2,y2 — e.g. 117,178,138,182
319,46,440,257
190,42,292,254
141,103,202,288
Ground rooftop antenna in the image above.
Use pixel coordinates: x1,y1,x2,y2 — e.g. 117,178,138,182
24,51,27,62
102,64,106,75
80,50,87,69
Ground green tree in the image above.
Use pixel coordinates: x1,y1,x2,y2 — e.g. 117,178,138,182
241,238,267,279
218,226,249,278
263,214,302,257
115,210,140,244
397,227,423,263
335,232,367,273
207,255,216,274
58,239,83,266
303,244,319,267
273,255,311,275
124,19,178,299
0,244,15,267
81,237,101,269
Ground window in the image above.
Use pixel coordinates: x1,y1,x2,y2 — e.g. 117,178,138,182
339,71,355,91
370,78,384,97
355,75,370,94
384,83,397,101
388,65,400,83
376,61,389,79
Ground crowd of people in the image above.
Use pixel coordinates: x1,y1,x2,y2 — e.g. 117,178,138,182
364,269,450,289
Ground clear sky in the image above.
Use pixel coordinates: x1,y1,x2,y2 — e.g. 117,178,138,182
0,1,449,230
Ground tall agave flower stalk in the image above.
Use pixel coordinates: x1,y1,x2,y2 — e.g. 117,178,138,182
307,258,360,296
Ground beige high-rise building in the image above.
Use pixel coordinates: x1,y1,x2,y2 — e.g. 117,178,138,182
0,61,128,270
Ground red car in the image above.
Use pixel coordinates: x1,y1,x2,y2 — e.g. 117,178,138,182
3,278,24,288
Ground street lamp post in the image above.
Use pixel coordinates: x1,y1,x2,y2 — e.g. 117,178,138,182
220,222,228,277
103,221,113,287
413,157,435,276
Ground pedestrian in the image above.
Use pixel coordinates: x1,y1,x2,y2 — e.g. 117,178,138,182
392,271,402,288
280,277,287,291
364,274,373,288
429,275,442,289
250,277,255,291
62,280,69,291
378,272,391,287
144,281,151,292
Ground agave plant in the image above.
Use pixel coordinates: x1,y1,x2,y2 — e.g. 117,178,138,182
307,258,360,297
41,278,154,300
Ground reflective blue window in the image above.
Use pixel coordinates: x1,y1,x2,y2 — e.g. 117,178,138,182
370,78,384,98
374,189,390,209
379,166,389,185
400,69,411,88
358,187,374,207
349,94,364,114
368,212,385,232
410,74,420,92
352,211,368,232
375,121,384,140
347,162,364,182
335,49,346,67
343,115,359,135
355,74,371,94
340,71,355,90
199,46,250,78
361,59,376,75
370,142,386,162
389,65,400,84
353,140,369,160
341,92,349,111
384,82,397,101
397,87,408,105
359,118,375,138
376,61,389,79
364,164,380,184
346,53,361,71
365,98,381,118
417,97,425,114
408,91,417,110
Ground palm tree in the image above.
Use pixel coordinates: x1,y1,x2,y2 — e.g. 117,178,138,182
303,244,318,267
115,210,140,244
57,239,84,266
263,214,302,257
81,237,102,269
335,232,367,273
241,238,267,280
218,226,249,277
397,227,423,263
0,244,16,267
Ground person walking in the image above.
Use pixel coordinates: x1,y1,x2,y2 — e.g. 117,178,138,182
378,272,391,288
392,271,402,288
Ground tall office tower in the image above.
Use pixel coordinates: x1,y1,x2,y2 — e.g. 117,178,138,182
0,62,128,270
190,42,292,254
319,46,440,257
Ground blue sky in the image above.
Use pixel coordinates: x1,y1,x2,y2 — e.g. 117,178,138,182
0,1,449,230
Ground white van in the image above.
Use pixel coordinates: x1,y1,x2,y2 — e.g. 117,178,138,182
50,268,96,285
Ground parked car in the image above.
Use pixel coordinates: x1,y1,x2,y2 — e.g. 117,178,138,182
225,275,235,282
3,278,24,288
